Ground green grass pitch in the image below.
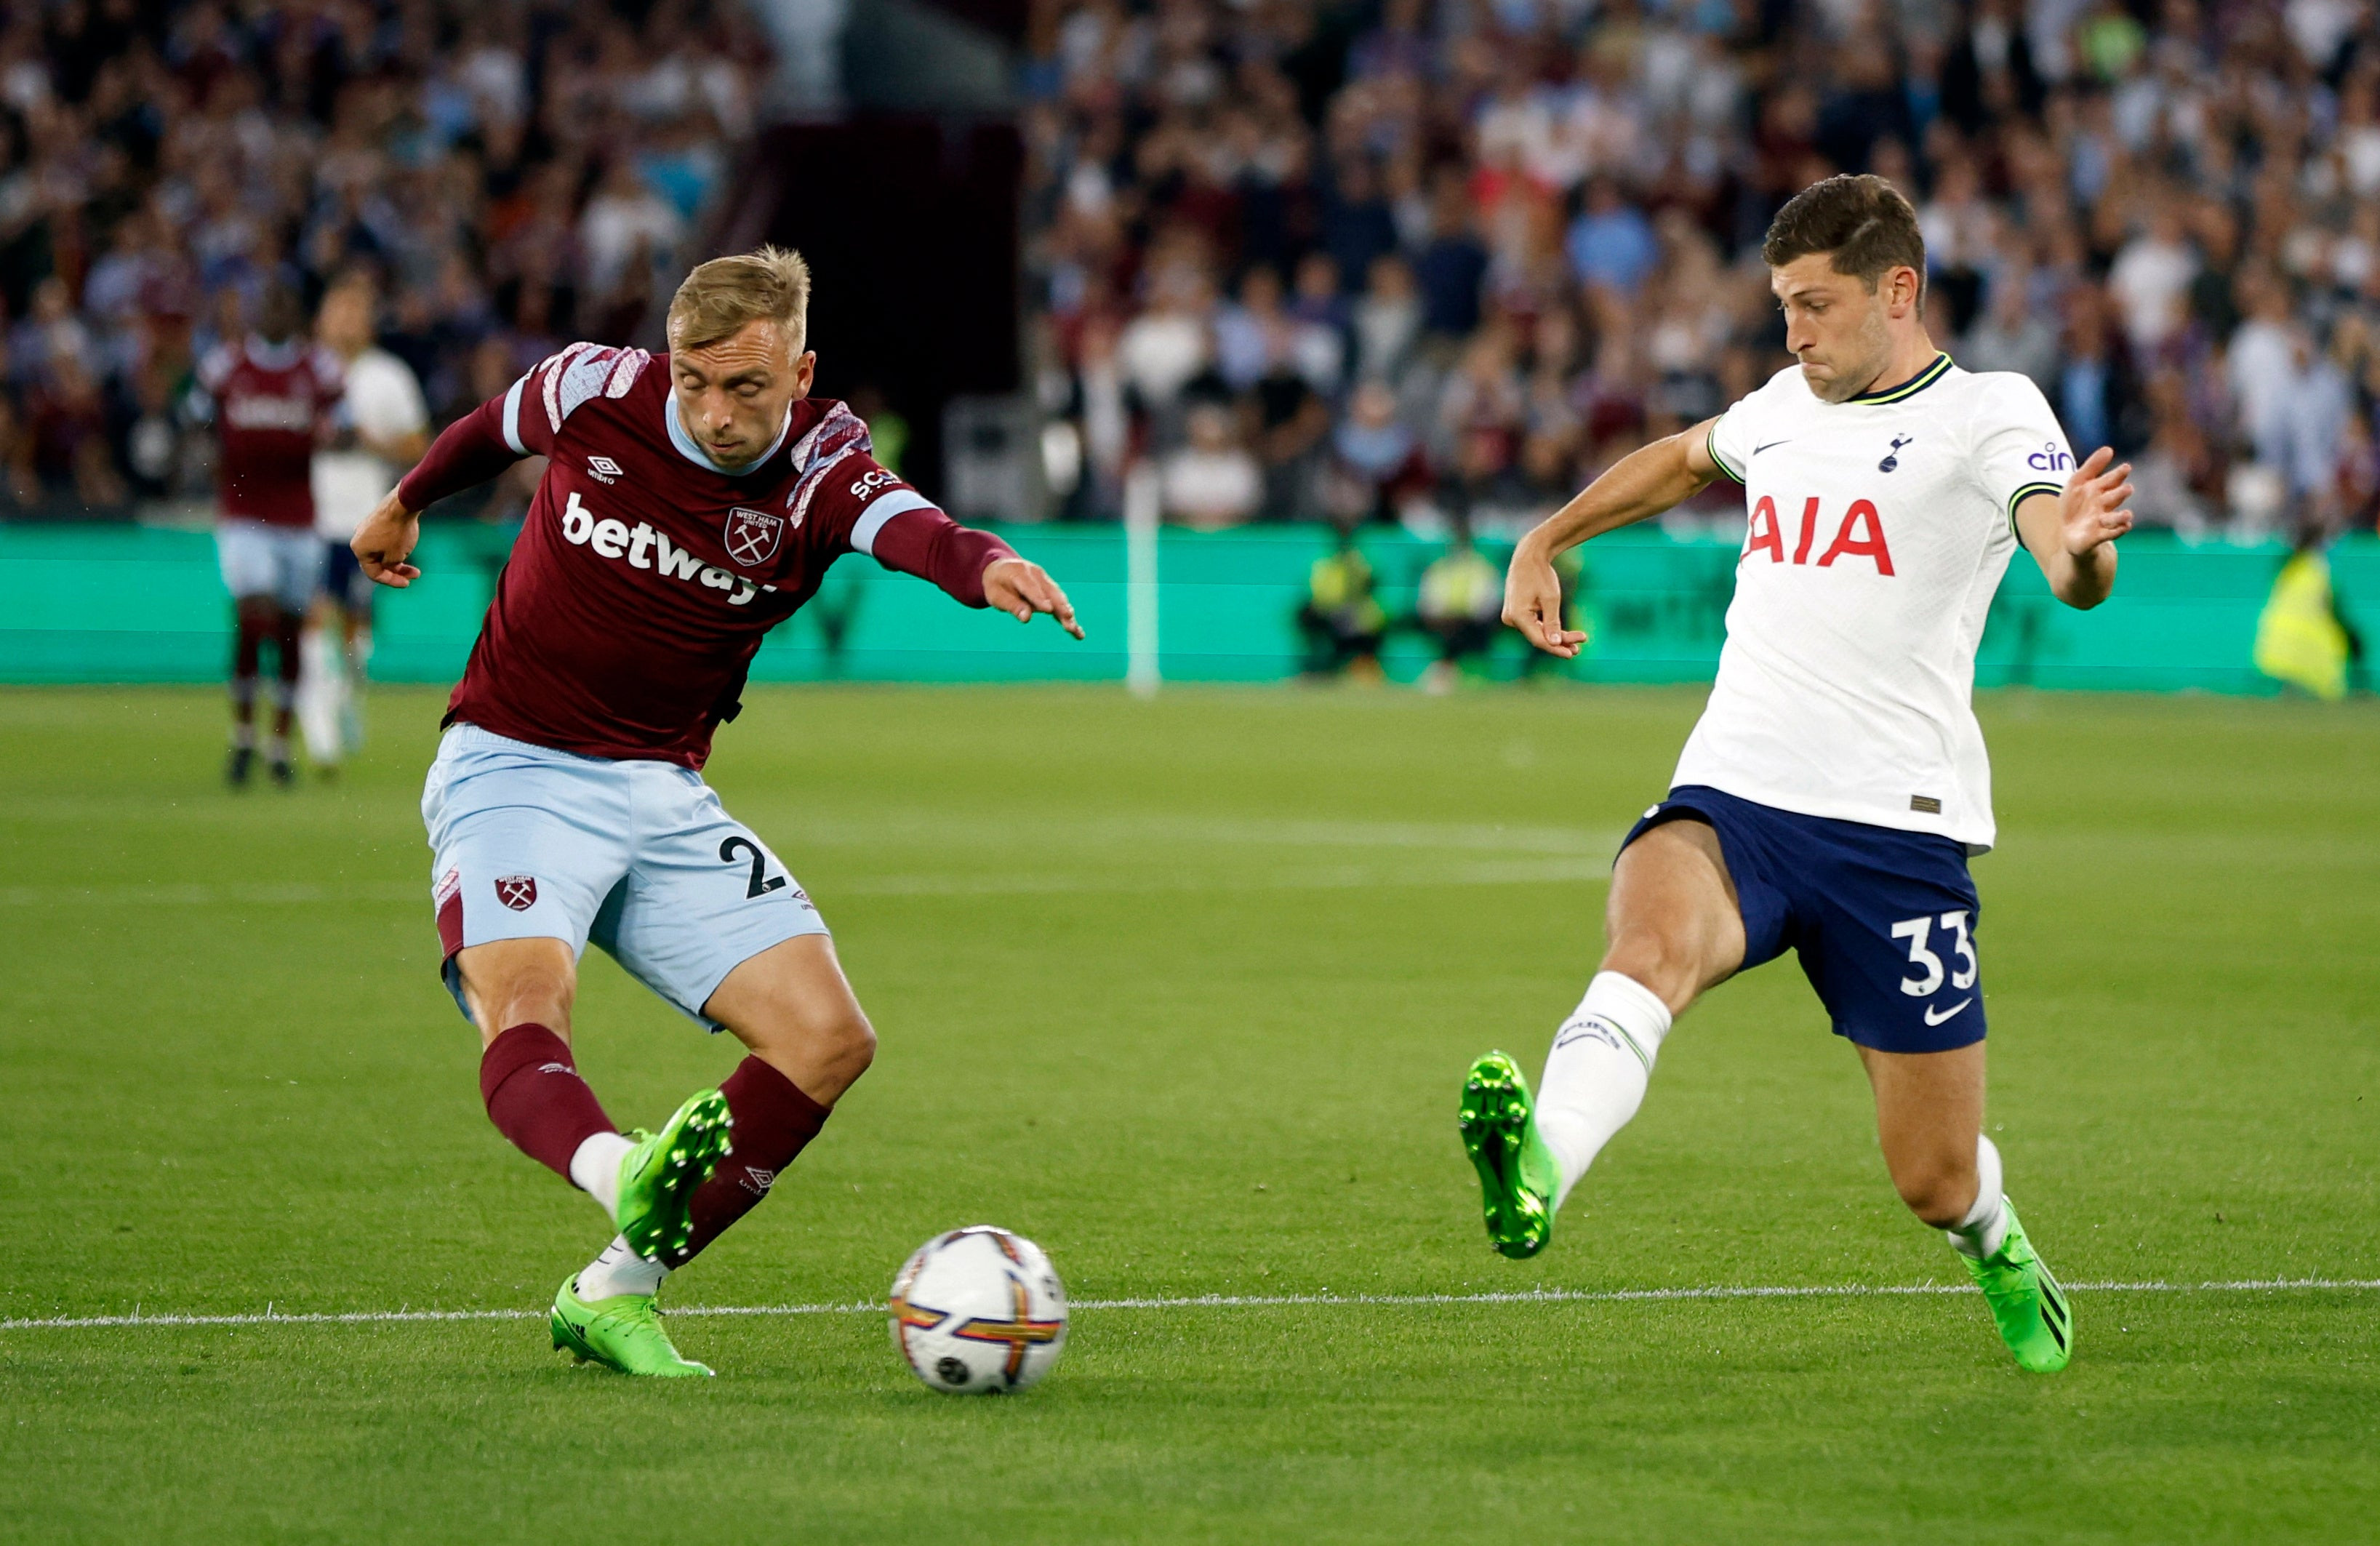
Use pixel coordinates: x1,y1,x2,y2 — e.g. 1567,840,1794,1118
1,682,2373,1543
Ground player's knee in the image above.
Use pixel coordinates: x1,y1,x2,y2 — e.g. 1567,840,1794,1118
1891,1163,1975,1227
466,965,574,1040
1596,929,1699,1017
817,1002,876,1077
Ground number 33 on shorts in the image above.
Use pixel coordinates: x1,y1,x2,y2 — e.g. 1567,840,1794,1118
1891,910,1978,1025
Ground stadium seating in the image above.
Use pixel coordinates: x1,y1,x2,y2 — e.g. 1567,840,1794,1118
0,0,768,521
1020,0,2380,544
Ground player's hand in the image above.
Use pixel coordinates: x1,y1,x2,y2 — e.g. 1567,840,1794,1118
353,489,422,588
983,557,1085,639
2059,445,2134,557
1503,541,1586,658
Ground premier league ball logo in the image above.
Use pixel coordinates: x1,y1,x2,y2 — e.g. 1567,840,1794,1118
494,875,538,911
724,506,785,568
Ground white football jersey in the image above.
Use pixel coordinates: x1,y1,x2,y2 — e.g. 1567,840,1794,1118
1680,353,2072,852
313,348,430,539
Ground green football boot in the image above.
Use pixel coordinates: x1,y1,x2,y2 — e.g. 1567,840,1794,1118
549,1275,712,1377
1459,1052,1563,1259
1964,1198,2074,1373
614,1089,733,1264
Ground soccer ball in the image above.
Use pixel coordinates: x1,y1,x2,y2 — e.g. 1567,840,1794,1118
889,1226,1068,1395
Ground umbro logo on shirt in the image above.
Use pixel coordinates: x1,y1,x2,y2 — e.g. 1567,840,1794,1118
586,455,624,484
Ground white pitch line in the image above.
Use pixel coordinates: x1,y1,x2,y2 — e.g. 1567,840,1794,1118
4,1277,2373,1333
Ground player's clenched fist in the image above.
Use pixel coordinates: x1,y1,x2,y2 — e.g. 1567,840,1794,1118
1504,540,1587,659
984,556,1085,639
352,488,423,588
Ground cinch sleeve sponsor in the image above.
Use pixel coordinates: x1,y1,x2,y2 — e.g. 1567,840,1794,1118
1971,374,2073,536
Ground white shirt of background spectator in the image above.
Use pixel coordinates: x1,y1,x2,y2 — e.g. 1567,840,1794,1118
313,348,430,540
1688,360,2072,852
2108,231,2197,350
462,44,527,127
1118,308,1209,406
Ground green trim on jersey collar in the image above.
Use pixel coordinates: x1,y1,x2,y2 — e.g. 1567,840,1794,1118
1849,351,1953,404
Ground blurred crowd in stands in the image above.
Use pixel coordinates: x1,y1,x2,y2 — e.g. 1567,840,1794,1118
1022,0,2380,542
0,0,766,518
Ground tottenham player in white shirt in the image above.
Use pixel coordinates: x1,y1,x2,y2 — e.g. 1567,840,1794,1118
1459,175,2133,1374
302,273,428,769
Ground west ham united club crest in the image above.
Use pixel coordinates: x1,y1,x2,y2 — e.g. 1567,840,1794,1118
724,506,785,568
494,875,538,911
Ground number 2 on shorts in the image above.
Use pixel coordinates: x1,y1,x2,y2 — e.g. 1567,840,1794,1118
719,835,788,900
1890,910,1977,996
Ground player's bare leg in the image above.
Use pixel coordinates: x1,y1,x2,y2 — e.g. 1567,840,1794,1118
454,936,577,1046
702,933,877,1108
1462,819,1741,1256
1862,1041,2072,1371
1859,1041,1984,1228
574,934,873,1273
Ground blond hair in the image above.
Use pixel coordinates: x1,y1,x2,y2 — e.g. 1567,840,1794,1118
665,246,813,353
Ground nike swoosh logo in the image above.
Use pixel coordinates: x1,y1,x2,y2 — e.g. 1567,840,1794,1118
1753,440,1792,454
1923,998,1974,1026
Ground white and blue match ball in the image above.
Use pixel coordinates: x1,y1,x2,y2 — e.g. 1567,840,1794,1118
889,1226,1068,1395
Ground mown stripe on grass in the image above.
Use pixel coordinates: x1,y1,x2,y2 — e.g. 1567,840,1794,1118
5,1278,2373,1332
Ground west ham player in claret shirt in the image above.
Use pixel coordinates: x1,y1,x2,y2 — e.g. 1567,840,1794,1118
350,249,1082,1377
199,284,343,785
1458,177,2136,1374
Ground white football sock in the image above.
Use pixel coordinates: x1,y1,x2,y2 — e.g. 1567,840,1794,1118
1945,1134,2009,1259
574,1235,668,1301
1536,971,1673,1209
568,1131,635,1221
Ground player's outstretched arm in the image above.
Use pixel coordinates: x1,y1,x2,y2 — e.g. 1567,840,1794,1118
1504,415,1722,657
2016,444,2130,610
984,557,1086,639
353,381,542,588
352,488,422,588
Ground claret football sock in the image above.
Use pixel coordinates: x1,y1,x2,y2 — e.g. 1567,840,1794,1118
569,1131,635,1217
1535,971,1673,1209
575,1234,668,1301
478,1023,618,1179
668,1056,830,1267
1944,1134,2011,1259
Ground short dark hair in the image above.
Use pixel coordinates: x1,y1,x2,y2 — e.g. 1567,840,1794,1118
1762,174,1926,302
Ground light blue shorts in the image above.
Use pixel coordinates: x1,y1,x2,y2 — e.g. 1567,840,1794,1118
215,518,320,613
422,724,828,1030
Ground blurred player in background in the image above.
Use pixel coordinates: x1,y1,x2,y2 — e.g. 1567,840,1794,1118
302,273,429,773
1461,176,2136,1374
352,247,1082,1378
196,284,343,787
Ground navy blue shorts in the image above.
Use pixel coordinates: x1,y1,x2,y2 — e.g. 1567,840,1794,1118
1622,785,1987,1054
321,538,375,615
